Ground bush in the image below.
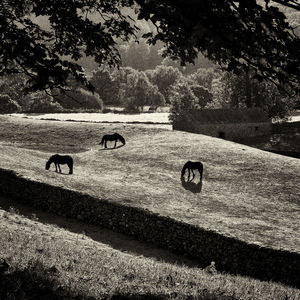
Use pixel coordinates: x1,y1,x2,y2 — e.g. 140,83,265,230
55,88,103,110
0,94,21,113
28,97,63,113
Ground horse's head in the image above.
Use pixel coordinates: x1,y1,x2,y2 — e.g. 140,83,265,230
118,134,126,145
45,160,51,170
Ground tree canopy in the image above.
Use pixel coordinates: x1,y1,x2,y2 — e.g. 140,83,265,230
0,0,299,94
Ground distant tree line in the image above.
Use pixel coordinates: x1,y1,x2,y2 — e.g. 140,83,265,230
0,61,299,120
90,64,299,119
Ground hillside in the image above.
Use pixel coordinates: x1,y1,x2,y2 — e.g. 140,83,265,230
0,115,299,254
1,202,299,299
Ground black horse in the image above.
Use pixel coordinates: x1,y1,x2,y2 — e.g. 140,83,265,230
45,154,73,174
181,161,203,182
100,133,126,149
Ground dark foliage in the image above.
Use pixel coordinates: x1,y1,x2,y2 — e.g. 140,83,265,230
0,0,299,95
0,94,21,113
136,0,300,94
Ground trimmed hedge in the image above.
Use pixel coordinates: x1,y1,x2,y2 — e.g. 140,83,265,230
0,168,299,288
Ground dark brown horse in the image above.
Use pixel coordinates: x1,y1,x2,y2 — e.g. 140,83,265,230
45,154,73,174
100,133,126,149
181,161,203,182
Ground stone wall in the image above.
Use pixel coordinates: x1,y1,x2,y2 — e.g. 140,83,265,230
172,108,272,141
0,168,299,288
173,120,272,141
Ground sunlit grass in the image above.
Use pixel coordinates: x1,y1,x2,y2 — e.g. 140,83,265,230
0,115,299,252
1,208,299,299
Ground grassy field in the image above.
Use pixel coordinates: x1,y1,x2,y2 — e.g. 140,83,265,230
1,201,299,299
0,115,299,253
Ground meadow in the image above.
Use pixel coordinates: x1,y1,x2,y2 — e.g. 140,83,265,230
0,114,299,298
0,115,299,251
1,201,299,299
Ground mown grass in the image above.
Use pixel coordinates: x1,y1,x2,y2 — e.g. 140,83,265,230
1,206,299,300
0,115,299,253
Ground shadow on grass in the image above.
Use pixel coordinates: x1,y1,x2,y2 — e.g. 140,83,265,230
110,293,237,300
0,260,237,300
98,144,125,151
181,177,202,193
0,260,94,300
46,170,73,176
0,196,200,268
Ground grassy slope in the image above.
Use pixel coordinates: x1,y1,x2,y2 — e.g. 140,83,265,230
1,206,299,299
0,115,299,253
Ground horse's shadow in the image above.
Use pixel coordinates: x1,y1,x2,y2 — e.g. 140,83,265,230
98,144,125,151
51,171,72,176
181,177,202,193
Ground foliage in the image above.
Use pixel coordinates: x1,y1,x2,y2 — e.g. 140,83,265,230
148,85,165,111
53,88,103,110
188,68,216,90
222,71,298,119
90,68,119,106
137,0,300,94
207,77,231,109
190,85,213,108
119,39,150,71
0,74,28,105
162,55,214,74
0,94,21,113
169,81,198,121
122,71,157,112
28,94,63,113
146,65,182,104
2,0,298,94
0,0,137,92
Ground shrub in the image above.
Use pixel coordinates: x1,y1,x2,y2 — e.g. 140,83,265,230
0,94,21,113
28,97,63,113
55,88,103,110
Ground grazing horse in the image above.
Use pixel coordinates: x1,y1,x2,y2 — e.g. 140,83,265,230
181,161,203,182
45,154,73,174
100,133,126,149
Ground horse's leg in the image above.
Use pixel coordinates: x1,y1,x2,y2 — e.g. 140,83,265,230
69,163,73,174
105,140,107,148
191,169,195,181
55,163,58,172
199,168,203,181
58,164,61,173
114,139,117,148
